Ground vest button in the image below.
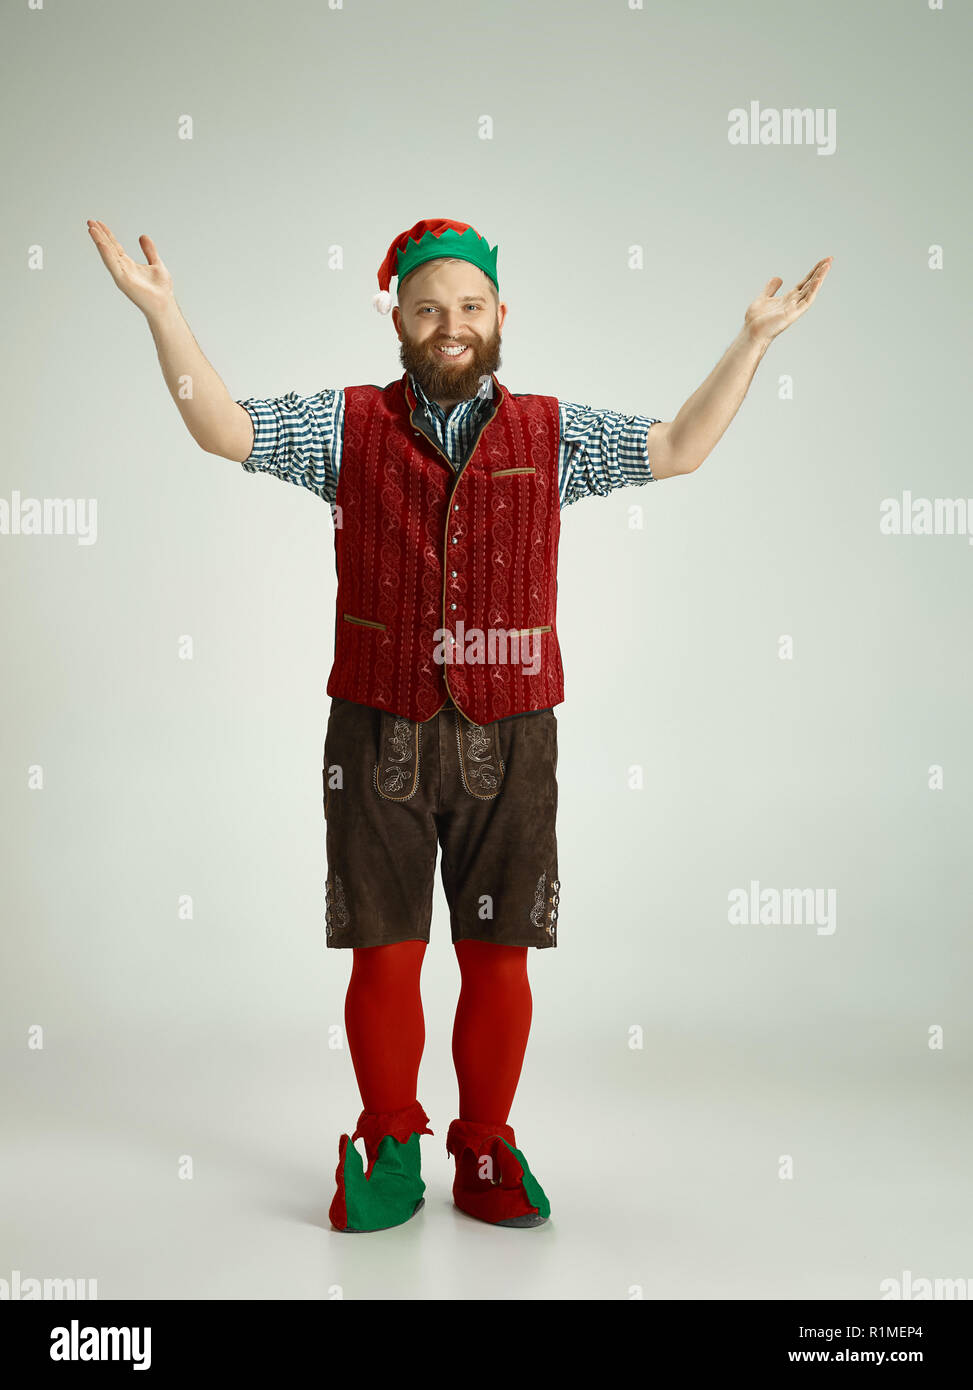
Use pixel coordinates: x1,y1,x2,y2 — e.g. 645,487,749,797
450,603,456,610
451,570,457,578
453,504,459,511
451,537,458,544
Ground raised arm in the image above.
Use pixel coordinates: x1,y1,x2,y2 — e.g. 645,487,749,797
662,256,834,475
86,219,254,461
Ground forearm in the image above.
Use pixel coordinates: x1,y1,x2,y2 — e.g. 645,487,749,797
668,325,771,473
146,299,250,456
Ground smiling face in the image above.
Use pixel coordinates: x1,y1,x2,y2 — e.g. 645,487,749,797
392,258,507,409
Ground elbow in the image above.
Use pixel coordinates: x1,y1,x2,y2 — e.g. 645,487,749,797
649,422,703,478
646,421,695,480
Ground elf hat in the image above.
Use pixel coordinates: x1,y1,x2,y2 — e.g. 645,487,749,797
372,218,498,314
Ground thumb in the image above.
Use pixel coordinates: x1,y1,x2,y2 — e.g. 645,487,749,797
761,276,783,298
138,234,162,266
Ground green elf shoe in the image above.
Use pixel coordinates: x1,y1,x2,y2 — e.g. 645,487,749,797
445,1118,551,1228
329,1100,433,1233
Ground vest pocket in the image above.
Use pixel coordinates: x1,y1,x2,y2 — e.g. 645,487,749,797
491,467,535,478
343,613,387,630
514,625,551,635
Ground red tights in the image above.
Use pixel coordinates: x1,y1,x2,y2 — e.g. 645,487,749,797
343,939,532,1124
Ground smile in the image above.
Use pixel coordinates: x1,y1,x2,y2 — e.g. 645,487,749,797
436,344,470,358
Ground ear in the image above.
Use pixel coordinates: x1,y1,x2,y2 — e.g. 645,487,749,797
391,304,403,338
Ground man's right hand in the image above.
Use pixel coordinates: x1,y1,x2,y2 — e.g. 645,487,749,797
86,219,254,459
86,220,174,317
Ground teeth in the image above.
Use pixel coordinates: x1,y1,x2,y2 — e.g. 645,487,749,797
437,345,468,355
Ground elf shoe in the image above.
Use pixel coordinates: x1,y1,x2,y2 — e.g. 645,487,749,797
445,1118,551,1228
329,1099,434,1233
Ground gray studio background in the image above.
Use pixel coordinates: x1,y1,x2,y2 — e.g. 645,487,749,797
2,0,970,1301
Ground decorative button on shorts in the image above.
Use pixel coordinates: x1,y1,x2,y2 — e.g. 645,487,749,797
322,696,560,949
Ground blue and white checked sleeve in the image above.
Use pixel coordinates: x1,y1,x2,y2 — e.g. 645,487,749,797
235,388,344,506
558,401,663,508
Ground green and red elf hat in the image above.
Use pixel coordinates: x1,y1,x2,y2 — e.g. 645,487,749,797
372,218,499,314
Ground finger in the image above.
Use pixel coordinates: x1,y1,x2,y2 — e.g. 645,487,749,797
796,257,832,292
104,222,140,273
139,234,161,266
799,276,825,307
87,221,125,276
797,260,832,301
762,276,783,298
89,220,129,270
93,220,127,259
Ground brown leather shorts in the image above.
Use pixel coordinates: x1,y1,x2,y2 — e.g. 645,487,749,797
322,695,560,949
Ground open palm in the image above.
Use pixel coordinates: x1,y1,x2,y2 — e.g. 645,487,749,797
745,257,833,345
86,220,173,315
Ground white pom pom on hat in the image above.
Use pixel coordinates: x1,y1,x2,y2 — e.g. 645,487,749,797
372,289,393,315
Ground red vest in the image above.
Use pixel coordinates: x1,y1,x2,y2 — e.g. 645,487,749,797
327,372,564,725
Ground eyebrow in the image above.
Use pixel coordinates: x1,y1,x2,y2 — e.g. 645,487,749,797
412,295,488,306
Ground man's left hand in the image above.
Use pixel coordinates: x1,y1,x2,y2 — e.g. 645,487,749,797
744,257,833,346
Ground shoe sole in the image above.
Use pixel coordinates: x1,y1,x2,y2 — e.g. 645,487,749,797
337,1197,425,1234
453,1203,549,1228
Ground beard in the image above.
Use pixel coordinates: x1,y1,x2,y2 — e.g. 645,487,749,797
399,319,503,404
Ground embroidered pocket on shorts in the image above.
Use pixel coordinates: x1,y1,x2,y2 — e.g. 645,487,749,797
373,710,421,801
454,713,505,800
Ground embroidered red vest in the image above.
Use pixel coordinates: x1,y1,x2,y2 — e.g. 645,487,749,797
327,372,564,725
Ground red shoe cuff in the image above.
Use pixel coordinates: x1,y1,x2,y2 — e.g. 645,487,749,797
351,1100,434,1162
445,1117,516,1158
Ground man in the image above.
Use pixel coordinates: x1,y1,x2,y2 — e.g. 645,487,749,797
86,215,832,1233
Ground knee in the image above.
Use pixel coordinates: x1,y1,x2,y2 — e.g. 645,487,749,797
454,939,528,979
351,940,427,982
